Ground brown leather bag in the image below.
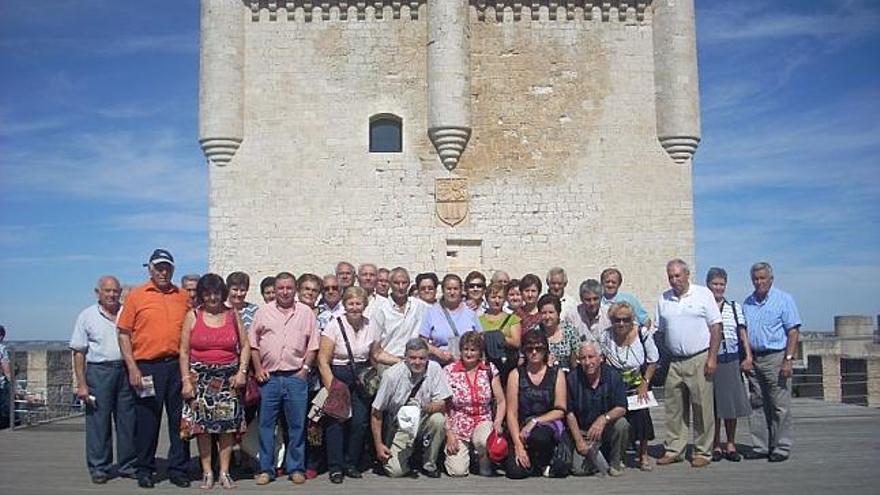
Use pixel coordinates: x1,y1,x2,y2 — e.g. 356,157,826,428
323,378,351,421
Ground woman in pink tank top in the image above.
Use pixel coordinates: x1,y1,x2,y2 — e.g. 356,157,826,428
179,274,250,489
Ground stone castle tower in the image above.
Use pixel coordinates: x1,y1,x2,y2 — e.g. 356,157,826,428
200,0,700,304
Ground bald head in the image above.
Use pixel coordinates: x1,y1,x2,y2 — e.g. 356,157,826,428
95,275,122,313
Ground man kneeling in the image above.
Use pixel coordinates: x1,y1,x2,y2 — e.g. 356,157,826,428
564,341,629,476
371,338,451,478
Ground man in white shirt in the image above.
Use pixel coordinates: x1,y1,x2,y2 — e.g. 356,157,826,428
547,267,578,322
654,259,722,468
371,267,428,368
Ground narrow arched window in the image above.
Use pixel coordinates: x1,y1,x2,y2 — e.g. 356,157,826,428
369,114,402,153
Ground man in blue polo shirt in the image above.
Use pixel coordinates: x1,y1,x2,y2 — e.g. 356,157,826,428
742,262,801,462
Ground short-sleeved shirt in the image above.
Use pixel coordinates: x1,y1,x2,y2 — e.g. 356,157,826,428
374,296,429,357
237,303,259,330
567,364,627,428
743,287,801,353
602,291,650,326
547,321,581,372
600,326,659,388
69,304,123,363
117,281,190,361
419,303,482,349
479,312,521,339
372,360,451,417
248,301,320,373
444,361,498,440
567,304,611,341
655,284,722,357
323,315,380,365
718,300,746,359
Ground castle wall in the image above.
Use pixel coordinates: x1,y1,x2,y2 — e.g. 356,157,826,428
209,2,693,307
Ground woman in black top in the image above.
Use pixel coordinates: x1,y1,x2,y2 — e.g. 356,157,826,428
505,329,567,479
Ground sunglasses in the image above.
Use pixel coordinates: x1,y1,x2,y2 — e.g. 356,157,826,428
524,346,546,353
611,316,633,324
467,283,485,289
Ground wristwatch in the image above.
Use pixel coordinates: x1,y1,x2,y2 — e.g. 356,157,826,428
603,414,611,422
784,354,794,361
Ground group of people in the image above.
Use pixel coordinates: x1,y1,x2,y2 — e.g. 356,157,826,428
68,248,801,488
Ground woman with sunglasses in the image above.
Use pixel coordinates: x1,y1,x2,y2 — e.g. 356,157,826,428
505,328,567,479
600,301,658,471
464,270,488,316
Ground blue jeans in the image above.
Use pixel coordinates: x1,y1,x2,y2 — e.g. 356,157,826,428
259,373,308,476
85,361,136,477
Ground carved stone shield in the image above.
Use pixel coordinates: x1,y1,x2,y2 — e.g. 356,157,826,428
435,177,468,227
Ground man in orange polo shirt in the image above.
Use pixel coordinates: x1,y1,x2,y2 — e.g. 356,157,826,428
118,249,192,489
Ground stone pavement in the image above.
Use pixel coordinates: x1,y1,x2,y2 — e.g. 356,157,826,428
1,398,877,494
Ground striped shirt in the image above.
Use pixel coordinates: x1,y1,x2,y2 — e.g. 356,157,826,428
743,287,801,352
718,300,746,358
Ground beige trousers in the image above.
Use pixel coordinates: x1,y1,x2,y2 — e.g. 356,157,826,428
664,351,716,459
383,411,446,478
444,420,494,476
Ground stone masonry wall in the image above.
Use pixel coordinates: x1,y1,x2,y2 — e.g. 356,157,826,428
209,4,693,308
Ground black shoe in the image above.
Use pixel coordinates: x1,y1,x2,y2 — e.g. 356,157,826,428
329,471,344,484
421,467,441,479
724,451,743,462
91,474,109,484
743,451,768,460
344,468,363,479
768,453,789,463
711,450,723,462
169,475,191,488
137,475,154,489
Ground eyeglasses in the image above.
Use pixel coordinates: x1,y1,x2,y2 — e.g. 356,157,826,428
611,317,633,324
467,283,485,289
524,346,546,354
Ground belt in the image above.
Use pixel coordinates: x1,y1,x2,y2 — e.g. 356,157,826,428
270,368,302,377
669,348,708,362
88,360,125,367
136,356,178,364
753,349,785,357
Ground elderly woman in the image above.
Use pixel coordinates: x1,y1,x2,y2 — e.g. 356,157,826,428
297,273,323,313
180,274,250,489
705,267,753,462
600,302,658,471
567,279,611,341
464,270,488,316
443,332,507,476
226,271,259,329
516,274,543,332
505,278,523,313
480,282,523,383
420,274,482,365
317,286,380,483
415,272,439,305
506,328,567,479
538,294,581,373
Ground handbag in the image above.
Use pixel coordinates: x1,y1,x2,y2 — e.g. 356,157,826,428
323,378,352,421
244,374,261,407
308,387,329,422
337,317,380,400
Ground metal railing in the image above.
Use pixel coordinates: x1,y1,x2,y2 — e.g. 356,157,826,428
4,379,84,430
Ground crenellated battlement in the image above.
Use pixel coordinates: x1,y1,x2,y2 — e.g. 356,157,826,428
245,0,651,23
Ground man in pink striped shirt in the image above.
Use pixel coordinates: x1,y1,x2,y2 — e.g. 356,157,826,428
249,272,320,486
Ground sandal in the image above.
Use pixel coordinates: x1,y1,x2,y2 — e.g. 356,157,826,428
200,472,214,490
638,457,653,471
219,472,237,489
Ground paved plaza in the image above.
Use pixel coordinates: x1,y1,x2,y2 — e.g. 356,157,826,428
1,398,878,494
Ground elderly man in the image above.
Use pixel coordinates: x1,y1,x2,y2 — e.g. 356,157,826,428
117,249,191,488
655,259,722,468
371,338,451,478
565,279,611,341
376,267,391,298
180,273,200,307
70,276,136,484
335,261,356,290
547,267,577,321
600,268,651,328
565,341,629,476
358,263,386,319
317,274,345,331
249,272,320,485
742,262,801,462
371,268,429,368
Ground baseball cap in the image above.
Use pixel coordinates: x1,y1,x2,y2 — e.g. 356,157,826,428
487,429,509,463
144,248,175,267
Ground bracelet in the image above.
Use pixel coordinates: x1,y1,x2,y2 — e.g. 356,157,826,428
302,364,311,372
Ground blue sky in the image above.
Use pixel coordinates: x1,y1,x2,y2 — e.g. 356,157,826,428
1,0,878,340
